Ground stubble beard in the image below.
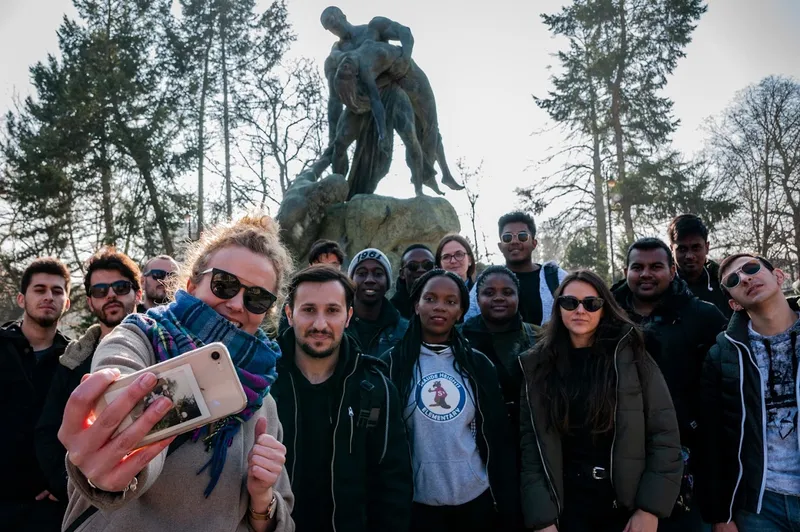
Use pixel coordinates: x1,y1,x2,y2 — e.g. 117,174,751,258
298,337,341,359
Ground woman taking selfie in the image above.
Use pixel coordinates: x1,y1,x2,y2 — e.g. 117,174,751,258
58,214,295,532
519,270,681,532
461,266,538,430
381,269,518,531
435,234,476,290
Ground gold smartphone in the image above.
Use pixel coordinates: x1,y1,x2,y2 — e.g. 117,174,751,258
93,342,247,448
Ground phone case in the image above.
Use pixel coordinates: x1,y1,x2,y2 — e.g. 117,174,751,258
94,342,247,448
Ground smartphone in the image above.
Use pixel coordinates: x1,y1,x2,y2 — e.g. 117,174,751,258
93,342,247,448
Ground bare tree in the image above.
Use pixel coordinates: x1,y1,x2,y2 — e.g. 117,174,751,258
456,158,487,264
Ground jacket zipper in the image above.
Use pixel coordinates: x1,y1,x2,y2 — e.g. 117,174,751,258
609,329,632,495
348,407,354,454
725,333,768,519
518,357,561,515
470,375,497,509
330,354,359,532
288,371,299,485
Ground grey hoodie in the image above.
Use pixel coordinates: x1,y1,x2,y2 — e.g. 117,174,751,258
404,344,489,506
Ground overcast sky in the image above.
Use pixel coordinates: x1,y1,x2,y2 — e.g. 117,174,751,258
2,0,799,260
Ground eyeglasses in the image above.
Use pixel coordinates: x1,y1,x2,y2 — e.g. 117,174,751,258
405,260,435,273
501,231,530,243
89,280,133,299
441,250,467,263
722,260,762,289
200,268,277,314
557,296,605,312
143,269,177,281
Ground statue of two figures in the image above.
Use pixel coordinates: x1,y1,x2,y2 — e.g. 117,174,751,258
307,6,464,199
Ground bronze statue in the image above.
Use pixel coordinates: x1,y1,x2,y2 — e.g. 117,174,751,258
318,7,463,199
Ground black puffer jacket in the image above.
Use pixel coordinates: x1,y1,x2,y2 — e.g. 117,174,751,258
273,330,412,532
697,297,800,524
679,260,733,319
0,321,70,502
519,327,683,528
613,278,728,447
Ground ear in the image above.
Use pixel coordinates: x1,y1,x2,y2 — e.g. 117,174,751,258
285,304,294,327
414,299,420,316
398,267,406,281
344,306,354,328
135,289,143,305
496,241,503,253
531,238,538,251
704,241,710,254
729,298,743,312
669,262,677,280
86,297,95,313
64,298,71,312
774,268,786,286
623,267,629,278
186,277,196,295
16,293,24,309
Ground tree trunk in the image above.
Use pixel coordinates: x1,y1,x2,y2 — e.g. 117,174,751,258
220,4,232,220
197,23,214,237
610,0,633,243
136,159,175,255
99,144,115,245
588,78,609,278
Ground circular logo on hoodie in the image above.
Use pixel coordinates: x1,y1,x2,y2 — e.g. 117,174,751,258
415,372,466,422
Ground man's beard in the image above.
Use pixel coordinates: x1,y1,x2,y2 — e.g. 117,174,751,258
94,302,133,328
146,288,168,305
298,334,342,359
29,313,58,328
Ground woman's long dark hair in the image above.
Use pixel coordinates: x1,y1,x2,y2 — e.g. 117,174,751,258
393,269,478,414
535,270,645,435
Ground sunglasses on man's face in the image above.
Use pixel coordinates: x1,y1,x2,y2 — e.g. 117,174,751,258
143,269,176,282
405,260,435,273
557,295,605,312
501,231,530,243
200,268,277,314
89,280,133,299
722,260,762,289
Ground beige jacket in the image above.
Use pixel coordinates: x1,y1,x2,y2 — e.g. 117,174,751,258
62,324,295,532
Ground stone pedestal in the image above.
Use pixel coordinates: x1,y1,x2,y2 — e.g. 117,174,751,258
316,194,460,276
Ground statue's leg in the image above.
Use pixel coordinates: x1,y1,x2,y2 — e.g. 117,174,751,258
331,109,361,176
436,133,465,191
394,99,442,197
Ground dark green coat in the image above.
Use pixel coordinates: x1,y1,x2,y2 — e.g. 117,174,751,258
518,328,683,529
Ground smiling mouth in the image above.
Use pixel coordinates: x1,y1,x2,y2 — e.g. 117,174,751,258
746,284,762,296
363,289,377,295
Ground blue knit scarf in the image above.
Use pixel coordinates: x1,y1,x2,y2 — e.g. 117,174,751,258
124,290,281,496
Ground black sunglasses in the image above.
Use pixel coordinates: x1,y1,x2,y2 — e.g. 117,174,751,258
143,269,176,281
501,231,530,243
405,260,435,273
557,295,605,312
200,268,277,314
89,280,133,299
722,260,762,289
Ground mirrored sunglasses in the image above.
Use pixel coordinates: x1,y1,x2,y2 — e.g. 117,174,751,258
501,231,530,243
722,260,762,289
200,268,277,314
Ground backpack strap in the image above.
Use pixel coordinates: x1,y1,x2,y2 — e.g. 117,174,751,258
544,263,561,296
64,434,192,532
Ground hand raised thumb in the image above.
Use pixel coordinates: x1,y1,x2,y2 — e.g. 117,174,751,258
254,416,267,438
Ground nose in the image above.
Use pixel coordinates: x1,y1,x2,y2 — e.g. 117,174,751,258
224,287,246,313
312,312,328,330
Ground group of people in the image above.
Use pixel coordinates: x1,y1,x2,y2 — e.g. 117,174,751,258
2,209,798,532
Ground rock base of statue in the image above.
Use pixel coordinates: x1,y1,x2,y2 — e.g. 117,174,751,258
316,194,460,277
276,169,460,285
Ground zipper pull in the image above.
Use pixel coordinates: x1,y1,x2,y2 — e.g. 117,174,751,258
348,407,354,417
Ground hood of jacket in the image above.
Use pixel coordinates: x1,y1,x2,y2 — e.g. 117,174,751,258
60,324,103,370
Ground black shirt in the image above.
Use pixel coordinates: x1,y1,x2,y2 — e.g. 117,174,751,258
562,346,616,511
290,367,335,532
515,268,543,326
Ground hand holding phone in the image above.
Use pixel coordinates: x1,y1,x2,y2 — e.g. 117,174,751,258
58,369,176,492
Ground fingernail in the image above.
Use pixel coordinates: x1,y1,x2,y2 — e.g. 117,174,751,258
155,397,172,413
139,373,156,390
